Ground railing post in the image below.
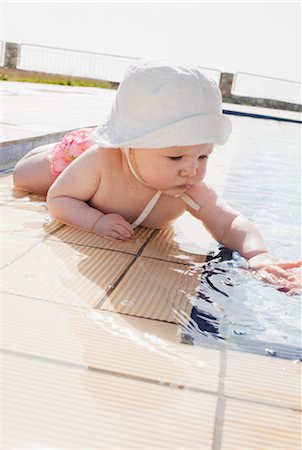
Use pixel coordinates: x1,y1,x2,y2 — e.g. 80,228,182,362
4,42,19,69
219,72,234,98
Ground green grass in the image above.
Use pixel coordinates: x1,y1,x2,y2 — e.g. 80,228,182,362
0,68,116,89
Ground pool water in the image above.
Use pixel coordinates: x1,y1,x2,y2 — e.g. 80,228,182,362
181,117,301,360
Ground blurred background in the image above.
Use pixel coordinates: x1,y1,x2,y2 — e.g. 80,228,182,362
1,1,301,111
2,1,301,81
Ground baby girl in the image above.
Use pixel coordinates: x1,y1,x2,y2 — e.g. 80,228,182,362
13,59,301,292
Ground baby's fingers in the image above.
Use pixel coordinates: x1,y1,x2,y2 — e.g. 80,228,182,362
114,216,134,237
258,268,301,292
260,273,290,291
119,220,134,236
265,265,295,280
105,231,131,241
275,261,302,270
114,223,134,239
257,270,279,285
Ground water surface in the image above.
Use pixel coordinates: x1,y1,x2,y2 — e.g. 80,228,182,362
182,117,301,360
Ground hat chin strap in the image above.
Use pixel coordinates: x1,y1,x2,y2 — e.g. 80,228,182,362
123,147,152,187
123,147,163,228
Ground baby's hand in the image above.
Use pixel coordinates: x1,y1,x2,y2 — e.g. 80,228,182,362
93,213,134,241
248,253,302,295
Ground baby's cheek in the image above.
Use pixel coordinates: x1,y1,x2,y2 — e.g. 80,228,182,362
146,169,169,187
156,166,172,180
197,166,207,180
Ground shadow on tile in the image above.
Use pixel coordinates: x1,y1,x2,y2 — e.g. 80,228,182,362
99,256,203,323
2,238,134,307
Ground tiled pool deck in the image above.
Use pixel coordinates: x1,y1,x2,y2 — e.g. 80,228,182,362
1,81,301,449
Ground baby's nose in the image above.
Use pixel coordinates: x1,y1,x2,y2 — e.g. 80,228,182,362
180,161,197,177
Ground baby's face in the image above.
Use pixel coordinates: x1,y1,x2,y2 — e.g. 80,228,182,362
131,144,214,195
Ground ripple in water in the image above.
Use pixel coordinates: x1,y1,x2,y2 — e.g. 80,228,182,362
180,118,301,360
179,247,301,361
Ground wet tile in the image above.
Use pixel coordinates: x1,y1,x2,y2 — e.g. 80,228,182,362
3,352,217,449
143,212,214,263
99,257,201,323
1,205,61,237
2,240,133,307
0,173,47,210
1,234,41,268
225,350,302,410
50,223,154,254
2,292,220,392
221,399,301,450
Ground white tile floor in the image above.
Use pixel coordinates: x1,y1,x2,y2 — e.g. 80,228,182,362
1,82,301,449
2,173,301,449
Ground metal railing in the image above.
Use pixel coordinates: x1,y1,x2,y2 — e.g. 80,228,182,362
17,43,139,83
232,72,301,105
2,42,301,108
16,43,222,85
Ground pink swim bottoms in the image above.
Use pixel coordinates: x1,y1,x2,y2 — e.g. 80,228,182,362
49,127,96,178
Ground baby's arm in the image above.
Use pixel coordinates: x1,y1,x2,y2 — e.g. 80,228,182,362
188,182,267,259
47,146,133,240
187,182,301,293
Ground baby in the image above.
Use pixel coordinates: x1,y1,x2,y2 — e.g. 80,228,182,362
13,59,301,292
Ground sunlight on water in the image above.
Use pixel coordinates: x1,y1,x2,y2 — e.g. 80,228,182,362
179,118,301,360
178,249,301,358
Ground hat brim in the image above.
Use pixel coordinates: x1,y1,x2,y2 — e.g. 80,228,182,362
89,113,232,148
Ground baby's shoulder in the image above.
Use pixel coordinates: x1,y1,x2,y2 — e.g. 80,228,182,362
84,145,121,167
90,145,120,162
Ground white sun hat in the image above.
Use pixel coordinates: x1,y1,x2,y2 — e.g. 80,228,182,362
89,59,232,148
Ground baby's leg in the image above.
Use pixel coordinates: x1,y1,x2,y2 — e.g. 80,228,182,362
13,142,58,194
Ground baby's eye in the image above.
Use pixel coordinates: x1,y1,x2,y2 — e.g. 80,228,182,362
198,155,208,160
168,156,182,160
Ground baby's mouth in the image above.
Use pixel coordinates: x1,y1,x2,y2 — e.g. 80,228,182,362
176,183,193,190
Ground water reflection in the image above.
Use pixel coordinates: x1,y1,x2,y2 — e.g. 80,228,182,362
180,118,301,360
179,247,301,360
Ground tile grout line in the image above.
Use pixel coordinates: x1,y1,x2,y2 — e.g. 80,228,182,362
141,254,207,266
1,290,101,309
2,348,298,412
3,217,209,266
47,236,141,257
47,230,206,266
1,348,214,395
94,229,210,309
3,288,300,361
94,229,160,309
1,223,66,270
1,290,177,324
211,345,227,450
45,225,149,255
